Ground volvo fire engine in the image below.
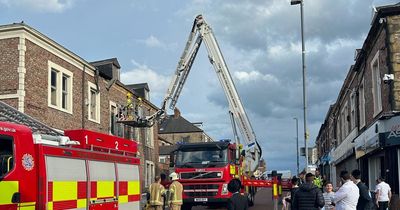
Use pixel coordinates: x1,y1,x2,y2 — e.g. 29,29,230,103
117,14,273,209
0,102,141,210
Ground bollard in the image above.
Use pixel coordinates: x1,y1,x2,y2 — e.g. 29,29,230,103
272,170,278,210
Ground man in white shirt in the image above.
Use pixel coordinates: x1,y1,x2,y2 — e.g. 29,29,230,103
375,177,392,210
333,170,360,210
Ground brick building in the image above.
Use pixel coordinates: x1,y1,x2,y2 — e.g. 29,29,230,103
0,23,159,191
315,5,400,208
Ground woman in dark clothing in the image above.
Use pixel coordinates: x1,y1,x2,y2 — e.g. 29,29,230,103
285,176,300,209
227,179,248,210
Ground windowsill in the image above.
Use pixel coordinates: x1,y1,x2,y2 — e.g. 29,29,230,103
48,104,73,115
88,118,101,124
373,109,383,118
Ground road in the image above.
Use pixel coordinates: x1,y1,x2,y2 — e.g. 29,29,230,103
192,188,283,210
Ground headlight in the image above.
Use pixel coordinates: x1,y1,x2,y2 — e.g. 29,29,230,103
222,183,228,195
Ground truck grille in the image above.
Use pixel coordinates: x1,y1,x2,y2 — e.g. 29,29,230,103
180,171,222,179
183,184,219,197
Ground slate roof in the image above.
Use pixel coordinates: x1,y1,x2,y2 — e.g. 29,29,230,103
0,101,62,136
159,115,203,134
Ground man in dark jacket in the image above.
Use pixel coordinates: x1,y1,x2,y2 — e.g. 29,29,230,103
292,173,325,210
227,179,248,210
351,169,374,210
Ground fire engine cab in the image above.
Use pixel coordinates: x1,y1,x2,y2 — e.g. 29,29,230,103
0,121,141,210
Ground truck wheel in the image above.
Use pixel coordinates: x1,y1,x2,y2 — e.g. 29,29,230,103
181,204,192,210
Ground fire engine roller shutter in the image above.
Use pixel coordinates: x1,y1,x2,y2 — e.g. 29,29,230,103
88,161,117,202
117,163,140,210
46,156,87,210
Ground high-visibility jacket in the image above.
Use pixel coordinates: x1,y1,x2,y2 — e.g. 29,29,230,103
169,181,183,205
313,176,323,189
149,182,165,206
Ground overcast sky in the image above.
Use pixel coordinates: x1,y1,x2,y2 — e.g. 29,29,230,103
1,0,399,174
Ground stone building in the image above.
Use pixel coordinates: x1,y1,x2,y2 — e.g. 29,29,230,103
0,23,159,191
315,4,400,208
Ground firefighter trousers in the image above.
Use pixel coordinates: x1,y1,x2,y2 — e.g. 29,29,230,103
149,205,163,210
170,204,181,210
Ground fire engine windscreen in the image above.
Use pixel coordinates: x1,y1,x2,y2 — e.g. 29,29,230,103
0,135,14,177
176,148,228,168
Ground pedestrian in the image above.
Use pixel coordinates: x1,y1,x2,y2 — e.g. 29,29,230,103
333,170,359,210
314,170,323,191
351,169,374,210
322,182,335,210
292,173,325,210
149,176,166,210
227,178,248,210
283,176,300,210
375,177,392,210
298,170,306,185
168,172,183,210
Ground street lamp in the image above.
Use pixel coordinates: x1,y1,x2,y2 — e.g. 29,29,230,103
291,0,308,168
293,117,299,176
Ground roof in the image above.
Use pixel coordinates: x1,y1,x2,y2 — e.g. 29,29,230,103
159,145,178,155
90,58,121,69
159,115,203,134
0,101,62,136
126,83,150,91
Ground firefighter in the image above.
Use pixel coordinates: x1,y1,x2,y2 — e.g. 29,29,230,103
149,176,166,210
168,172,183,210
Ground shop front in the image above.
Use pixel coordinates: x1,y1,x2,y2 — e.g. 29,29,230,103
354,115,400,194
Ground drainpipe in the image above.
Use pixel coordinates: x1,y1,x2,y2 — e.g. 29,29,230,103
81,65,86,129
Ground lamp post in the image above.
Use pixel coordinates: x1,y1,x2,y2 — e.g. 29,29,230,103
291,0,308,167
294,117,299,176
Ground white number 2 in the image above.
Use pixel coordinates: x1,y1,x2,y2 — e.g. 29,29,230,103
115,141,119,150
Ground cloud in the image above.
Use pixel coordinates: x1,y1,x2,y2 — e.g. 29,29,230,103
136,35,178,51
234,70,278,84
0,0,74,12
120,59,171,102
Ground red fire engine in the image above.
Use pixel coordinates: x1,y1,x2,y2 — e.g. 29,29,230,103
0,121,141,210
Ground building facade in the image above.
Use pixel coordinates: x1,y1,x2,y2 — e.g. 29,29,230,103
315,5,400,208
0,23,159,191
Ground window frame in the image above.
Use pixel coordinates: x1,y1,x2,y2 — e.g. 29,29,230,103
145,160,154,188
88,81,100,123
0,135,15,178
340,101,348,140
371,52,382,117
47,61,73,114
359,78,366,128
350,90,356,130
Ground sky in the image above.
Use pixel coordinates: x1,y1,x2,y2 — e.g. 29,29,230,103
1,0,399,174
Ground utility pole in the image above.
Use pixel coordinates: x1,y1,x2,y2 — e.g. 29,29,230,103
294,117,299,175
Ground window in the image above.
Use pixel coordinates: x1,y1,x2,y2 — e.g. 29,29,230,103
110,101,118,135
0,135,14,177
359,79,366,128
371,52,382,116
48,61,73,113
159,156,167,164
336,118,341,143
145,161,154,187
340,102,348,140
88,82,100,123
350,91,356,130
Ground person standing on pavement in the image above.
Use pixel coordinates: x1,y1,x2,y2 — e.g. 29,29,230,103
227,178,248,210
322,182,335,210
375,177,392,210
298,171,306,185
351,169,374,210
333,170,359,210
149,176,166,210
292,173,325,210
313,170,323,191
169,172,183,210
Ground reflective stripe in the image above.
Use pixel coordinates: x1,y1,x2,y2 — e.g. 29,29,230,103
128,181,140,195
0,181,18,204
97,181,114,198
47,202,53,210
77,199,87,208
119,195,128,204
19,202,36,210
53,181,77,201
